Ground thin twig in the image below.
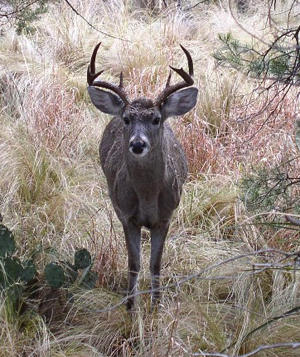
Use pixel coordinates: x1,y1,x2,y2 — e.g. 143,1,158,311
81,248,293,313
194,342,300,357
63,0,130,42
0,0,39,18
183,0,208,11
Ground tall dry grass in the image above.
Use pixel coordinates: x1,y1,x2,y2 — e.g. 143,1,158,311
1,0,300,356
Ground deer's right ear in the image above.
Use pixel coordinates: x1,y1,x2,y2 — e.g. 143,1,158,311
87,87,125,115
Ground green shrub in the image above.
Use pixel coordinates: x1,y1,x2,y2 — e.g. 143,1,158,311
0,221,99,321
1,0,58,34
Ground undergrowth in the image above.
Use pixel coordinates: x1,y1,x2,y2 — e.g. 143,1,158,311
0,0,300,356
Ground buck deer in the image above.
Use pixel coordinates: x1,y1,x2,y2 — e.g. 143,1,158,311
87,43,198,310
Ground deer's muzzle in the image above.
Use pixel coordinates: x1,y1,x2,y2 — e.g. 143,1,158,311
129,136,150,157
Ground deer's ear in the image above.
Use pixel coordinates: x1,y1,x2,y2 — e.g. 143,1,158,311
162,87,198,119
88,87,125,115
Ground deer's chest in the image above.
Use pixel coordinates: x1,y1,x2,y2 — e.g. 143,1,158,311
114,178,176,229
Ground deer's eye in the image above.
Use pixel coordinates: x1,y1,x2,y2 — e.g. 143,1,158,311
123,117,130,125
153,117,160,125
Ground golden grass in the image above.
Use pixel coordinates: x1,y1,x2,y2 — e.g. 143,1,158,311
1,0,300,356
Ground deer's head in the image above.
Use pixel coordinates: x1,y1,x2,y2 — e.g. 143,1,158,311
87,43,198,158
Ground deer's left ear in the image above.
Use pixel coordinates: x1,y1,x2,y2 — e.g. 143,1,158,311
162,87,198,119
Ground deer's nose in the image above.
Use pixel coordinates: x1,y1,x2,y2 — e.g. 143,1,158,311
129,139,147,154
129,136,150,157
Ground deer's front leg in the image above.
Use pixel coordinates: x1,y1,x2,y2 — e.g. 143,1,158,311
150,225,169,308
123,221,141,310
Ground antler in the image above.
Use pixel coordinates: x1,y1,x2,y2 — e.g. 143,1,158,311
87,42,129,105
155,45,194,106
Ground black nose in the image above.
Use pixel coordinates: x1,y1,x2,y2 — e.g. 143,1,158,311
130,140,147,154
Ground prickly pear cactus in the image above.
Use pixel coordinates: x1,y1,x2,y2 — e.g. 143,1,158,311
74,248,91,270
21,260,37,283
44,262,65,289
0,223,37,289
80,270,98,289
0,220,97,296
0,224,16,258
3,257,23,285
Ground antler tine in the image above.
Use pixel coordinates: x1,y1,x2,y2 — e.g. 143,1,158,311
87,43,129,105
180,44,194,77
155,45,194,106
119,72,124,89
87,42,103,85
165,70,172,88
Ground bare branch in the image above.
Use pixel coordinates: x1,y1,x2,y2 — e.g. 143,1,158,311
183,0,208,11
80,248,295,314
62,0,130,42
0,0,40,18
194,342,300,357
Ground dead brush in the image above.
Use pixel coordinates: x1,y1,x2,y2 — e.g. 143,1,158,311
21,80,83,154
174,115,220,177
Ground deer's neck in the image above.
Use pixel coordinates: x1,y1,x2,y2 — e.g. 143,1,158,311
126,144,167,198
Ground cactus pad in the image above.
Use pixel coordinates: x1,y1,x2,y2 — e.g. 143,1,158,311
0,224,16,258
21,260,37,283
3,257,23,285
74,248,91,270
80,270,98,289
44,262,65,289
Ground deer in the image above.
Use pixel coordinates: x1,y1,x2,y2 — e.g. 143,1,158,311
87,43,198,310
